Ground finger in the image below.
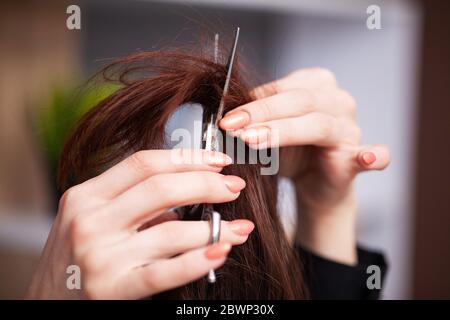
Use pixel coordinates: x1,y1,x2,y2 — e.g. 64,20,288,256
221,87,356,131
81,149,232,199
137,211,180,231
356,144,391,172
118,219,254,266
237,113,357,148
100,172,246,230
115,242,231,299
251,68,338,99
220,89,316,130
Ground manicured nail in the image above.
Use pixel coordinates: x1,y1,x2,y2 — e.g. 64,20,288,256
204,242,232,260
229,219,255,236
205,151,232,166
362,152,376,165
223,175,246,193
240,126,270,144
220,111,250,129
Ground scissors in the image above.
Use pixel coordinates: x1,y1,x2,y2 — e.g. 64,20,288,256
174,27,240,283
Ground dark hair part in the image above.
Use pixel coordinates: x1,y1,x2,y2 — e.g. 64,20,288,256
58,45,307,299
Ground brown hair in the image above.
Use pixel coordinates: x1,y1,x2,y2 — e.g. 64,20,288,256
58,44,307,299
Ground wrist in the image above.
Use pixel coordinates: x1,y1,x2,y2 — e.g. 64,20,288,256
295,186,358,265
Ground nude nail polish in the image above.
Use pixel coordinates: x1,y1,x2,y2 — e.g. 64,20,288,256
204,242,232,260
220,111,250,129
205,151,232,166
229,219,255,236
223,175,246,193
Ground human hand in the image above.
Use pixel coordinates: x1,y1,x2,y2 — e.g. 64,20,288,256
26,149,254,299
220,68,390,264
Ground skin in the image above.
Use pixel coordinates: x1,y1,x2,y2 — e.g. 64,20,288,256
27,68,389,299
220,68,390,265
26,149,254,299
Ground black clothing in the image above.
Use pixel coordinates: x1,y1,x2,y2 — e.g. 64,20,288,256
297,246,387,299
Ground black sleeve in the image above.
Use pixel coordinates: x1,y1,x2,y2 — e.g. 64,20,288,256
296,245,388,300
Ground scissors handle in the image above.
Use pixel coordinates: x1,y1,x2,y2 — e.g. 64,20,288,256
172,27,241,284
202,206,221,283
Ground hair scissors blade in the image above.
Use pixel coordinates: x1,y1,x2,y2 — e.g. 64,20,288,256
176,28,241,218
204,27,240,153
202,27,240,283
215,27,240,127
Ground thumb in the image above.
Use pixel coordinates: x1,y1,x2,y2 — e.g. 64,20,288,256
356,144,391,172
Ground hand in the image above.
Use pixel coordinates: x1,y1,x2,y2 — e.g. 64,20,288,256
220,68,390,264
26,149,254,299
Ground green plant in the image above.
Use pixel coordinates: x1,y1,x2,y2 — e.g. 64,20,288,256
36,83,119,172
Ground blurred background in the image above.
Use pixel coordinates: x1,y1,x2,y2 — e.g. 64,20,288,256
0,0,449,299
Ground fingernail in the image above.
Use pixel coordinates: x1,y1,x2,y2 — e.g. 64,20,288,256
204,242,232,260
223,175,246,193
205,151,232,166
240,126,270,144
362,152,376,165
220,111,250,129
229,219,255,236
